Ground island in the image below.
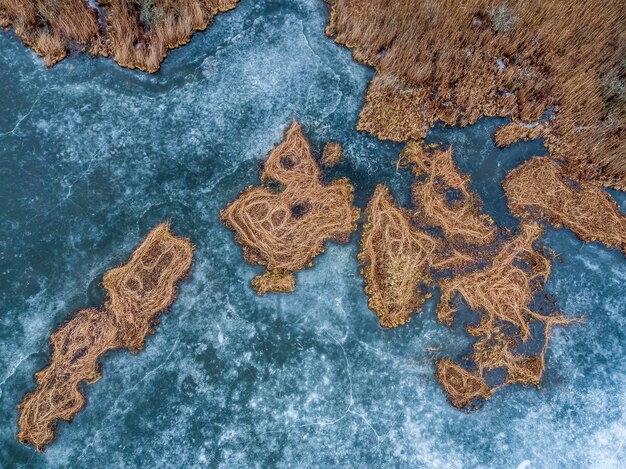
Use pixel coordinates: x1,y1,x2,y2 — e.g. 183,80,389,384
17,223,194,451
221,121,360,295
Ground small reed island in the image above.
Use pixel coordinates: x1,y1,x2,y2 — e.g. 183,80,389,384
221,121,360,295
17,223,194,451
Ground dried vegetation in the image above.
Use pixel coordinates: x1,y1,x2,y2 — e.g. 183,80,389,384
321,142,343,167
403,142,497,249
357,142,575,408
221,121,360,295
437,223,573,408
504,157,626,256
0,0,102,67
358,185,440,327
326,0,626,189
0,0,238,71
17,223,193,451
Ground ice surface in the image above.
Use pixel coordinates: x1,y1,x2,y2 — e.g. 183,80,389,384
0,0,624,467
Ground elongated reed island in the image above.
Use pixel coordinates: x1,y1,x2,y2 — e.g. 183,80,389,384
325,0,626,190
358,185,441,327
221,121,359,295
17,223,194,451
0,0,238,71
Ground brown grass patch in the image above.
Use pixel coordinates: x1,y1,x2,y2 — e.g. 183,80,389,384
1,0,238,71
0,0,101,67
326,0,626,189
435,359,492,409
358,184,440,327
402,141,497,249
436,223,573,409
221,120,360,295
251,270,295,296
503,157,626,256
16,223,194,451
493,121,547,148
321,142,343,167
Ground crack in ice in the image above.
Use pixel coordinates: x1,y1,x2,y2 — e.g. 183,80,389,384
0,89,45,137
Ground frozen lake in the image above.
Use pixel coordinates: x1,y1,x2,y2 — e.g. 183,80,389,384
0,0,624,467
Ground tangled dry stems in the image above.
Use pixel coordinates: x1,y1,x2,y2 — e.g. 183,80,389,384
326,0,626,189
321,142,343,167
0,0,238,72
435,359,492,409
17,223,194,451
357,142,575,408
221,120,360,295
504,157,626,256
403,142,497,250
437,223,573,408
358,185,440,327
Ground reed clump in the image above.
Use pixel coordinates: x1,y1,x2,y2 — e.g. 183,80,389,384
0,0,102,67
0,0,238,72
326,0,626,189
356,141,575,409
358,184,441,327
435,359,492,409
403,141,497,250
503,157,626,256
321,142,343,167
221,120,360,295
436,223,573,409
17,223,194,451
493,121,547,148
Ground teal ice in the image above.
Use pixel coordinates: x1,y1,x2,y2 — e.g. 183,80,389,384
0,0,624,467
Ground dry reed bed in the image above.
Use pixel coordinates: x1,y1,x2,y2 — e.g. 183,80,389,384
358,184,441,327
0,0,238,72
221,121,360,295
0,0,102,67
436,223,573,408
326,0,626,189
504,157,626,256
321,142,343,167
356,141,573,408
17,223,194,451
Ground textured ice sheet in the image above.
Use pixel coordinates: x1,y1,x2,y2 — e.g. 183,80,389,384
0,0,624,467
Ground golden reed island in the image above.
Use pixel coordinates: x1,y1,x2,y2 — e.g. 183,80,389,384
17,223,193,451
0,0,239,72
221,121,360,295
